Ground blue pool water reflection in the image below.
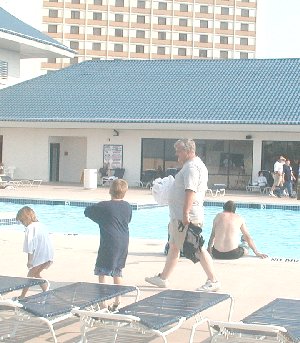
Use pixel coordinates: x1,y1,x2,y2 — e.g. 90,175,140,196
1,202,299,259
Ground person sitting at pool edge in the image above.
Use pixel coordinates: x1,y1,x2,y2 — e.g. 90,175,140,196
207,200,268,260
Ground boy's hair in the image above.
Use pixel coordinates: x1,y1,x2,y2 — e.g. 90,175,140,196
109,179,128,199
223,200,236,213
16,206,38,226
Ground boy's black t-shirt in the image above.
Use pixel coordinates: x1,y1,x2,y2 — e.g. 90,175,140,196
84,200,132,270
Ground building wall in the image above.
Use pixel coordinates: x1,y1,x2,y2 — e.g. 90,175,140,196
0,49,20,89
1,125,299,186
41,0,257,71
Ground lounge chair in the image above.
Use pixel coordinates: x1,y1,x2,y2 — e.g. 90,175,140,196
0,275,49,299
206,298,300,343
0,282,139,343
72,289,233,343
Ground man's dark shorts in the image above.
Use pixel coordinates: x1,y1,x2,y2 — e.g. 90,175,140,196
212,246,245,260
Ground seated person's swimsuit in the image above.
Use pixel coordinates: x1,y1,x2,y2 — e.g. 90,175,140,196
212,246,244,260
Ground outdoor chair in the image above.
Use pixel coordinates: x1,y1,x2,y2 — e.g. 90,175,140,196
0,282,139,343
138,169,158,188
0,275,49,299
102,168,125,186
206,298,300,343
72,289,233,343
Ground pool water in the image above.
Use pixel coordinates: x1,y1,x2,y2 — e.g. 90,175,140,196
1,202,299,259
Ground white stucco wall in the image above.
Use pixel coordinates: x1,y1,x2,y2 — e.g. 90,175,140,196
1,125,299,186
0,48,20,88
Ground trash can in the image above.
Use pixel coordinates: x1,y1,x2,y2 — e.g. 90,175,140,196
83,169,97,189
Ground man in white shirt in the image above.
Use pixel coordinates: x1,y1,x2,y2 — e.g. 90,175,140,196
270,156,285,197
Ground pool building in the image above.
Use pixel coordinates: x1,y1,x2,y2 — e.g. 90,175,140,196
0,58,300,188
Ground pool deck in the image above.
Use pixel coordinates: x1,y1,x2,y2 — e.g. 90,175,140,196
0,183,299,342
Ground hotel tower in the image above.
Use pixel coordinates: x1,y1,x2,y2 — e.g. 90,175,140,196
42,0,257,71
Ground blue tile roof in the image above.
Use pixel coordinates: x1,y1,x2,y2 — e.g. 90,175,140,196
0,58,300,125
0,7,74,54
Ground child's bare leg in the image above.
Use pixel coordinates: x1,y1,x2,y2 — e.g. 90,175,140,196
19,265,46,298
98,275,107,309
112,276,122,307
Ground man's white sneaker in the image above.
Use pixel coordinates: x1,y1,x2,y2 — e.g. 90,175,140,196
145,274,169,288
196,280,220,292
269,192,276,197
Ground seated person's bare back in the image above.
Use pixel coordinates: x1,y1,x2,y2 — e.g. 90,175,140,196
208,201,268,260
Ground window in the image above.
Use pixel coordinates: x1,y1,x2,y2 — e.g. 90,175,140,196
49,0,58,2
137,15,145,23
241,23,249,31
220,50,228,59
136,45,144,53
220,21,228,30
240,37,248,45
47,58,56,63
114,43,123,52
158,17,166,25
115,28,123,37
70,57,79,65
158,2,167,10
72,0,80,4
115,13,123,22
0,60,8,79
240,52,248,59
180,4,188,12
157,46,165,55
93,12,102,20
137,0,145,8
48,25,57,33
94,0,102,4
221,7,229,15
199,49,207,58
179,33,187,41
71,11,80,19
200,34,208,43
92,42,101,50
200,5,208,13
158,31,166,40
178,48,186,56
115,0,124,6
200,20,208,28
136,30,145,38
241,9,249,17
70,26,79,34
179,18,188,26
220,36,228,44
93,27,101,35
49,9,58,18
70,41,79,49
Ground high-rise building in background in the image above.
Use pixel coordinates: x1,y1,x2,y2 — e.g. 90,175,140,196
42,0,256,71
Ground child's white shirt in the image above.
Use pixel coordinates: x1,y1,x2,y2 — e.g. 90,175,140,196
23,222,54,267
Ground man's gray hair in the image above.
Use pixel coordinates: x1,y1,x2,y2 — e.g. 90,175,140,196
174,139,196,153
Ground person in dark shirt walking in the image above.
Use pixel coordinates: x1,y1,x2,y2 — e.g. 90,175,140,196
283,159,296,198
84,179,132,310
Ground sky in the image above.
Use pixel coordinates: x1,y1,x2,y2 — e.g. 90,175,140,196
1,0,300,59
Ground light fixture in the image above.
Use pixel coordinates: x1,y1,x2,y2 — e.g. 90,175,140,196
113,129,119,136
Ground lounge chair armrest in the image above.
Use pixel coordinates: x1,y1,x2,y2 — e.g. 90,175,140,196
209,320,287,334
71,309,141,323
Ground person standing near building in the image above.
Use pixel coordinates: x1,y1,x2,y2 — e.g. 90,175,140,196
283,159,296,198
269,156,285,197
145,139,220,292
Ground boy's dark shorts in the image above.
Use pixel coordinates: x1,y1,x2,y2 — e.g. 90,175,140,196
94,266,123,277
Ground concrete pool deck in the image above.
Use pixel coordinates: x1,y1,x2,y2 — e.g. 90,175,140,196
0,183,299,342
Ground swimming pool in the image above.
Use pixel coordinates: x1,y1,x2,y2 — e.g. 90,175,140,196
1,202,299,260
